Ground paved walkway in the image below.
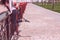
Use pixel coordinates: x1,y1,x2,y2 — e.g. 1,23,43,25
18,3,60,40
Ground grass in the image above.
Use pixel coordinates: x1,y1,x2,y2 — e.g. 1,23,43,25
33,2,60,13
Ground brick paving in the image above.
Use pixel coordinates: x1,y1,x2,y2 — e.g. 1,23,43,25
18,3,60,40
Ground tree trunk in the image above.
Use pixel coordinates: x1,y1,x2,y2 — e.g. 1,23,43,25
52,0,55,9
41,0,43,5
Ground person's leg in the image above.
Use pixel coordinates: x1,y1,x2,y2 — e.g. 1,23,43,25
11,9,18,35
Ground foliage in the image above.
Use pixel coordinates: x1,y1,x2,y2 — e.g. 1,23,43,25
34,2,60,13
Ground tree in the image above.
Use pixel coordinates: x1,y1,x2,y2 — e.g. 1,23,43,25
52,0,55,9
36,0,39,2
41,0,43,5
45,0,48,5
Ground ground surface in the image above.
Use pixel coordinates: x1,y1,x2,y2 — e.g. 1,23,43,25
18,3,60,40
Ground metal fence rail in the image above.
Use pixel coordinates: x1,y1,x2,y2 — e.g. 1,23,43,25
0,18,8,40
0,13,12,40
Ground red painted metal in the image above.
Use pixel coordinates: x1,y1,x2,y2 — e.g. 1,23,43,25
19,2,27,19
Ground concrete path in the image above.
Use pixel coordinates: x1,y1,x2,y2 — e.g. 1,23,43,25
18,3,60,40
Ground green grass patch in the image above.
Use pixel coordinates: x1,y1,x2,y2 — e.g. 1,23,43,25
33,2,60,13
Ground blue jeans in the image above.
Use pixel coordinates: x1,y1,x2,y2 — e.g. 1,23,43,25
11,9,18,35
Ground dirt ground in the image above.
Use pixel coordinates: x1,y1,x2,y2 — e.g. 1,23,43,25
18,3,60,40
